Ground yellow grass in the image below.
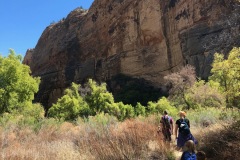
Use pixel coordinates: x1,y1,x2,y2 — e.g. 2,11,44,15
0,109,238,160
0,117,174,160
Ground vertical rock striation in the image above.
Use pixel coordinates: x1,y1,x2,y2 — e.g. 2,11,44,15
23,0,240,108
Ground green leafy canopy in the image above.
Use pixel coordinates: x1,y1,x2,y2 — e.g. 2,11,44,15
0,49,40,114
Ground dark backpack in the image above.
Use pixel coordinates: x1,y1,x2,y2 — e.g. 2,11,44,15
162,116,171,129
179,119,190,135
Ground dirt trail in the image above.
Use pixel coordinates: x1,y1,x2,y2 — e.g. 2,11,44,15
170,141,182,160
174,150,182,160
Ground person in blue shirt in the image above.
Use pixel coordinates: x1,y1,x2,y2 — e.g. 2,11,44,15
181,140,197,160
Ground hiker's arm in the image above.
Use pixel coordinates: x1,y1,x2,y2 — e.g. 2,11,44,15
175,124,178,138
170,119,173,134
188,120,190,128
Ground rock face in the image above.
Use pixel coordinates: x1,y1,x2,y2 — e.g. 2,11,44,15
23,0,240,108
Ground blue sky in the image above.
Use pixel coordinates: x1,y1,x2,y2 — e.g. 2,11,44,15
0,0,94,57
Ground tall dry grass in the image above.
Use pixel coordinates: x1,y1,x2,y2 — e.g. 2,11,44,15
192,121,240,160
0,108,238,160
0,115,175,160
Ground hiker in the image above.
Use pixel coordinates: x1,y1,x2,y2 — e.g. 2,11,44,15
181,140,197,160
159,110,173,141
196,151,206,160
175,111,197,149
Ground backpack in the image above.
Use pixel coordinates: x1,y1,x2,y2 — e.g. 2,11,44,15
179,119,190,135
162,116,171,129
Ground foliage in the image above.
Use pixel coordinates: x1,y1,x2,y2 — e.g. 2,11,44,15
78,112,119,134
84,79,115,115
0,104,45,130
117,102,135,121
20,103,45,120
147,97,178,116
185,80,225,109
186,107,240,127
164,65,196,109
48,83,90,121
0,49,40,114
135,102,146,116
209,47,240,108
48,79,136,121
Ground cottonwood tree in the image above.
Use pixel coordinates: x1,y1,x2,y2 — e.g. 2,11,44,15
209,47,240,108
0,49,40,114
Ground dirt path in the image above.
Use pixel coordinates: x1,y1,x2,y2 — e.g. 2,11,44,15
170,140,182,160
173,150,182,160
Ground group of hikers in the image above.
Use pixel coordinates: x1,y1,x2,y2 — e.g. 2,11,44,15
158,110,206,160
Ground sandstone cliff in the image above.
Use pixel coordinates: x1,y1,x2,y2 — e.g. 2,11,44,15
23,0,240,108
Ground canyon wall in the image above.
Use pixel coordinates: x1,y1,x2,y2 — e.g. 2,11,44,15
23,0,240,108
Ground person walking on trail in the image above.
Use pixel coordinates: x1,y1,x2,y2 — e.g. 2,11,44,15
180,140,197,160
159,110,173,141
175,111,197,149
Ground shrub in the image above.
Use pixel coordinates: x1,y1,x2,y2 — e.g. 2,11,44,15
48,83,90,121
135,102,146,116
117,102,135,121
147,97,178,116
185,80,225,109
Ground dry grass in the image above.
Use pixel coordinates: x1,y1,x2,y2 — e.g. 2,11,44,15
0,116,174,160
0,109,238,160
191,121,240,160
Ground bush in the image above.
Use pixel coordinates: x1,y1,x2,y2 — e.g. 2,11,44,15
185,80,225,109
135,103,146,116
117,102,135,121
48,80,137,121
147,97,178,116
48,83,90,121
186,107,240,127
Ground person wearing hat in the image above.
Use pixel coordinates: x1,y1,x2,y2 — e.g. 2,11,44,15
175,111,197,149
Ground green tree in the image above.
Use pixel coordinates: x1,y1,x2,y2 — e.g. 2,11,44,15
48,83,90,120
209,47,240,108
84,79,115,115
0,49,40,114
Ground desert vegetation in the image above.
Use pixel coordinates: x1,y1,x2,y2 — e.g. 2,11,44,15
0,48,239,159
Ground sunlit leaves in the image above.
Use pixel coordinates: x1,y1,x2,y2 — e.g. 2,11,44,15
209,47,240,108
0,49,40,114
